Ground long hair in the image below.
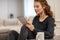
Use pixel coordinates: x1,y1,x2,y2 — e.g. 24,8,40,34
34,0,56,26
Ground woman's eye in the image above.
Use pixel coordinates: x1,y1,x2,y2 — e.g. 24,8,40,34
34,6,39,8
36,6,39,8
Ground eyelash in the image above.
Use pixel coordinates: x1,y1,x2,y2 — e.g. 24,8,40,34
34,6,39,8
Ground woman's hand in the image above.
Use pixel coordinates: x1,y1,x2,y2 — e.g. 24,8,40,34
26,23,35,31
24,17,35,31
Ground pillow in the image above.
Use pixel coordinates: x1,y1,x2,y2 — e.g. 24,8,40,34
0,19,3,26
3,18,22,26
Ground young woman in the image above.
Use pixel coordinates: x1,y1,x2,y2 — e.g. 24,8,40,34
8,0,55,40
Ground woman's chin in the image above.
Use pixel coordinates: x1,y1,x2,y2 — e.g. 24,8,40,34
36,13,40,15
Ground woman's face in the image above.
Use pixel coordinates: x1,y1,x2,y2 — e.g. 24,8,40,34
34,1,44,15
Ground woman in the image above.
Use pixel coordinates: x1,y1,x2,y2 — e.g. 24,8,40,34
8,0,55,40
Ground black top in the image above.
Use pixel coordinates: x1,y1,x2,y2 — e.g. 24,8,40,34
32,15,54,39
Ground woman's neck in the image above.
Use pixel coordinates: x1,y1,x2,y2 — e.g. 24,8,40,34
39,11,48,22
40,11,47,19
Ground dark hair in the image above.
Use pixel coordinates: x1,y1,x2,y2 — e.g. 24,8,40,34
34,0,56,26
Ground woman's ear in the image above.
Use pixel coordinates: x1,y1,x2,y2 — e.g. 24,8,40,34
43,5,46,9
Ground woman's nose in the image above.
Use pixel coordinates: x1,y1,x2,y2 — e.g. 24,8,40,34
34,7,37,10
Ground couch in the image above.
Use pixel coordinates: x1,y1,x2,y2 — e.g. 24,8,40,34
0,18,23,40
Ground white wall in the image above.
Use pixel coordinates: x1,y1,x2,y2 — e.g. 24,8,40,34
8,0,18,18
17,0,24,17
55,0,60,21
0,0,8,19
0,0,24,19
8,0,24,18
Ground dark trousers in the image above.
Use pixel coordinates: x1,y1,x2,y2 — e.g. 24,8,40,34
8,25,36,40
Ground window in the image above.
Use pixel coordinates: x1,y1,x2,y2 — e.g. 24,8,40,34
24,0,36,17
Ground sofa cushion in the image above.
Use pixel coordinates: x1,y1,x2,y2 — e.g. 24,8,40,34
3,18,22,26
0,19,3,26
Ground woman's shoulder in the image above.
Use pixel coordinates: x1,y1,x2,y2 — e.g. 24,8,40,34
47,16,54,20
34,15,39,19
32,15,39,21
47,16,54,22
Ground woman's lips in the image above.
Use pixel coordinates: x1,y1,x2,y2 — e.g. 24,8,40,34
35,10,39,13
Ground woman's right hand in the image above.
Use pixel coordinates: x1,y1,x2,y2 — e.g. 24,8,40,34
24,17,31,25
24,17,35,31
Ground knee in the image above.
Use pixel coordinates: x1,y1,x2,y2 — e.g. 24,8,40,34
9,30,19,36
21,24,28,29
9,30,16,33
8,30,19,40
20,24,29,33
